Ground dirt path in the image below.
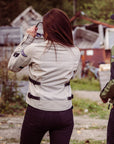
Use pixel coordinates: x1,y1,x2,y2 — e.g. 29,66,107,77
72,115,107,141
0,115,108,144
0,91,108,144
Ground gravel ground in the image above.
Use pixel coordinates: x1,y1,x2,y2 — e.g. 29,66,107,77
0,91,108,144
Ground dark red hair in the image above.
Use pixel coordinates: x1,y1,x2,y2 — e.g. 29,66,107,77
43,8,73,47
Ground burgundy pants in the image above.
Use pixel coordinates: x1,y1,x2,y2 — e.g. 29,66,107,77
20,105,74,144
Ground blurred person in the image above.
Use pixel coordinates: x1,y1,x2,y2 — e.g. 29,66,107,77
100,14,114,144
8,8,80,144
107,14,114,143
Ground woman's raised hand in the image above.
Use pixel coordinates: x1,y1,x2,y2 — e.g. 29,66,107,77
26,26,38,37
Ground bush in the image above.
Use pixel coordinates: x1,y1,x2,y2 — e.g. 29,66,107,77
0,47,26,115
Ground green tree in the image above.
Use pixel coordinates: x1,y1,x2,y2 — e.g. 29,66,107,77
79,0,114,24
0,0,27,25
0,45,26,115
0,0,114,26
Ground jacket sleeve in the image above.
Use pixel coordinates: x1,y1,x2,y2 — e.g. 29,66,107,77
8,33,34,72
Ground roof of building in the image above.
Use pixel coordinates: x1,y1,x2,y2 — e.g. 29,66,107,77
73,27,100,49
11,6,43,33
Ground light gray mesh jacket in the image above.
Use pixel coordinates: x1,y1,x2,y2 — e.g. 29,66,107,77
8,33,80,111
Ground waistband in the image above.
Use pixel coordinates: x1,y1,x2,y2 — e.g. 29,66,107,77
26,96,73,111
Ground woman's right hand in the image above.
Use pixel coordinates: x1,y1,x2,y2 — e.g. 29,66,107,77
26,26,38,37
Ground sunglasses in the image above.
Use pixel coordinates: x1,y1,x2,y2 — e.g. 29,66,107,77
36,22,44,38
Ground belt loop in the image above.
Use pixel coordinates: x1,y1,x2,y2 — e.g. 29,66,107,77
65,81,70,86
67,94,73,100
28,92,40,100
29,77,41,85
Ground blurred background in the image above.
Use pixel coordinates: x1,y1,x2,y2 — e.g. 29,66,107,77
0,1,114,143
0,0,114,114
0,0,114,26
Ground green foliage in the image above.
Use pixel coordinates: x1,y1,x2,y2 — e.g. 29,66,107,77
0,68,26,115
82,0,114,24
73,0,114,25
0,0,113,26
71,78,100,91
72,95,110,119
0,0,27,25
0,95,27,115
0,0,73,26
0,47,26,115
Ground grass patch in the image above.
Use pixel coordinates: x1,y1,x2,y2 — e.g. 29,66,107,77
41,139,106,144
88,125,106,130
0,138,19,143
71,78,100,91
70,139,106,144
72,95,110,119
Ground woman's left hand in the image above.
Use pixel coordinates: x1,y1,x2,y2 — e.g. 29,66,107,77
26,26,38,37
